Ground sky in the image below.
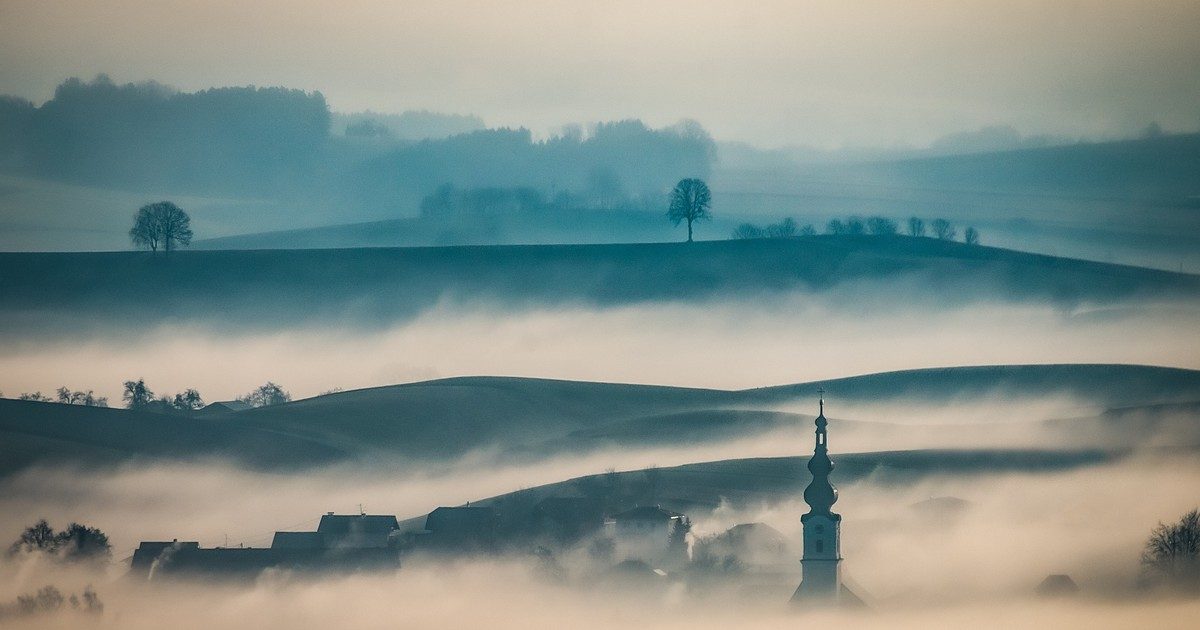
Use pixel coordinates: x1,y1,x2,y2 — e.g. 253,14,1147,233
1,0,1199,147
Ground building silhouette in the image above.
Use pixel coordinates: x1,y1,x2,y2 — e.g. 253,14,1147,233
792,392,863,606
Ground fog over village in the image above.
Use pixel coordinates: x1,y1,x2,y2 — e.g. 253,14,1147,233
1,2,1199,628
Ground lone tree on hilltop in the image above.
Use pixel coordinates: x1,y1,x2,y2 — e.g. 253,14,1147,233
931,218,956,241
908,217,926,237
130,201,193,253
1141,508,1200,593
667,178,712,242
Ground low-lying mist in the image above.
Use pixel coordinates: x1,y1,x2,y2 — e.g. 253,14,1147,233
3,288,1197,402
2,452,1198,629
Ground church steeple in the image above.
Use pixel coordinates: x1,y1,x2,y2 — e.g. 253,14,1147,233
792,388,850,606
803,388,838,517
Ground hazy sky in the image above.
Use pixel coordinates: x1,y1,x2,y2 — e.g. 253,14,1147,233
1,1,1198,147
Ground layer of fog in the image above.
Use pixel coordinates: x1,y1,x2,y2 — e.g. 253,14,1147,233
2,290,1197,403
3,453,1199,629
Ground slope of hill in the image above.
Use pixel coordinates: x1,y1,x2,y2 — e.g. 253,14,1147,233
2,364,1197,476
714,133,1200,270
2,237,1196,337
464,449,1123,522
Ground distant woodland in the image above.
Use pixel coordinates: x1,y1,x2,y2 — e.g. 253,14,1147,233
0,76,716,211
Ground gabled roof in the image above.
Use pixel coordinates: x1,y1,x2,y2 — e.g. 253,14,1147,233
271,531,325,550
316,514,399,535
424,506,497,532
611,505,684,522
198,400,252,414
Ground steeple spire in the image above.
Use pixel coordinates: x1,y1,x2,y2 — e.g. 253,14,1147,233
803,388,838,516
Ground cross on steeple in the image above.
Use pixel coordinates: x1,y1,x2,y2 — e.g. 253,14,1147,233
817,387,825,416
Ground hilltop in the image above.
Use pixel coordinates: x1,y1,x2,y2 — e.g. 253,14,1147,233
2,364,1197,477
1,236,1196,337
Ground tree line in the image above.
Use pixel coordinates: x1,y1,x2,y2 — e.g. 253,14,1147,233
8,379,295,413
732,214,981,245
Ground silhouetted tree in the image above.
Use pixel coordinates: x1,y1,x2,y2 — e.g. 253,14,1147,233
908,217,926,237
8,520,55,556
800,224,817,236
766,217,798,238
1141,508,1200,592
965,226,980,245
122,378,154,409
18,392,52,402
52,523,111,564
825,218,846,235
732,223,765,239
239,382,291,407
667,178,712,242
171,388,204,411
867,216,898,235
931,218,956,241
846,216,865,235
54,387,107,407
130,202,192,253
7,520,110,565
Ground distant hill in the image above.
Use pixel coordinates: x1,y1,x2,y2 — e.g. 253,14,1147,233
2,364,1197,477
467,449,1123,517
714,133,1200,270
192,207,739,250
2,237,1196,337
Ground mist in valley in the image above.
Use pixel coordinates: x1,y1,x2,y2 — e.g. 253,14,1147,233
3,287,1197,404
2,448,1199,628
2,1,1199,627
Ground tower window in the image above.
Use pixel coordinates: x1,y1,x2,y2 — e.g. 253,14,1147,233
815,540,824,553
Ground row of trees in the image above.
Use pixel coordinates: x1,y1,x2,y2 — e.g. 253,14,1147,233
15,388,107,406
10,380,292,412
729,213,982,245
7,519,111,565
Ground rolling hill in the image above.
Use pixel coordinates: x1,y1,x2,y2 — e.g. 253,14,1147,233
2,364,1197,477
1,236,1196,338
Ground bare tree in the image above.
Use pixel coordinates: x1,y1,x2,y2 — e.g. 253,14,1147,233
122,378,154,409
55,387,107,407
965,226,980,245
732,223,765,239
800,223,817,236
766,217,798,238
867,216,898,235
18,392,52,402
846,216,865,235
667,178,712,242
825,219,846,235
130,201,193,254
931,218,956,241
908,217,926,237
239,382,291,408
171,388,204,411
1141,508,1200,592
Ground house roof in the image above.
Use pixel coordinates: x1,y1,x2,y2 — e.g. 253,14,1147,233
271,531,325,550
316,514,399,535
198,400,252,414
424,506,497,532
611,505,684,522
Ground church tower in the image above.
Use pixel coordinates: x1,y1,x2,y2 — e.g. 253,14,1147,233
792,390,845,605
